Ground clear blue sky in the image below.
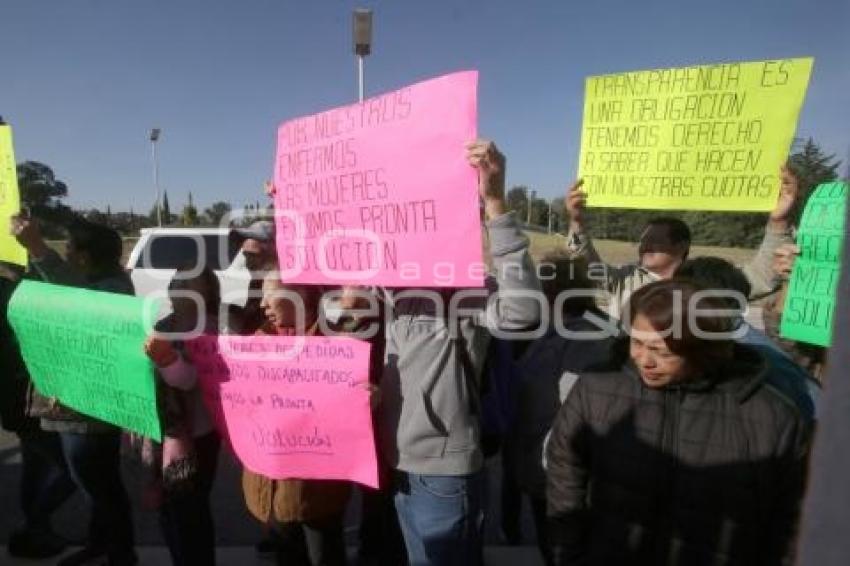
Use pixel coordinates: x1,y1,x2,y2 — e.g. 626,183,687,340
3,0,848,211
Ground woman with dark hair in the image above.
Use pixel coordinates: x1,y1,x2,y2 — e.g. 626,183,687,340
546,279,811,566
143,266,223,565
11,215,137,566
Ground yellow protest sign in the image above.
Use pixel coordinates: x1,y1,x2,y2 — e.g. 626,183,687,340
577,57,814,211
0,125,27,266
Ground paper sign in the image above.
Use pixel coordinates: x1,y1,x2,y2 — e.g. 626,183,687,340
273,71,482,287
577,58,813,211
780,181,847,346
7,281,161,439
0,125,27,266
186,334,378,488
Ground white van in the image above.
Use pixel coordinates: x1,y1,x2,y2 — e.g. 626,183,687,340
126,227,252,308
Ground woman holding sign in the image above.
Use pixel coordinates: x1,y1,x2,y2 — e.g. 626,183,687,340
143,266,224,566
11,216,138,566
241,273,352,566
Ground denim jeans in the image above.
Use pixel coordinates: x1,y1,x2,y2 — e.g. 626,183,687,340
393,471,485,566
59,430,135,560
18,429,76,532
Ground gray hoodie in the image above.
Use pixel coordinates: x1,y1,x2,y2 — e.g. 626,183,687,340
379,212,541,476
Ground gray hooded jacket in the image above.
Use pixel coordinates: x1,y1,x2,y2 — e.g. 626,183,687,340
379,212,541,476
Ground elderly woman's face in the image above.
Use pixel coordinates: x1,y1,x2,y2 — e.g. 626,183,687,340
629,313,691,388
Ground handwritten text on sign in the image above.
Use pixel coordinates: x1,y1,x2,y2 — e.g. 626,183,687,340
7,281,161,439
781,182,848,346
0,125,27,266
187,335,378,488
577,58,813,211
273,71,482,287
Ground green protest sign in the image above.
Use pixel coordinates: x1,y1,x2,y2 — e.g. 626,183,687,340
780,181,848,346
7,280,162,440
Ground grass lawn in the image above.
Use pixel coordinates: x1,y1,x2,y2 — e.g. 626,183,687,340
45,233,758,269
526,232,756,266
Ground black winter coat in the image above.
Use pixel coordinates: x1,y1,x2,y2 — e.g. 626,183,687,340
546,345,810,566
0,276,35,433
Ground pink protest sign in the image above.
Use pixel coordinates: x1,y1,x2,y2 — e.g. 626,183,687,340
273,70,482,287
186,335,378,488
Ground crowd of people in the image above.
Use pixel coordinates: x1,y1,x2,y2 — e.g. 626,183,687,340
0,139,826,566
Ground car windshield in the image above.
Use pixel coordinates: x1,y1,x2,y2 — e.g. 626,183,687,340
135,234,239,271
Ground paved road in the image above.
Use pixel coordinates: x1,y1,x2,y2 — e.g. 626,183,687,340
5,546,544,566
0,429,543,564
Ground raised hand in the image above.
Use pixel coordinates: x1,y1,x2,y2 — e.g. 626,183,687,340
10,214,49,259
466,139,506,219
144,336,179,368
769,166,800,227
565,179,587,228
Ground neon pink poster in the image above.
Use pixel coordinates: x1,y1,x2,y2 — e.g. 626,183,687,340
187,335,378,488
273,70,482,287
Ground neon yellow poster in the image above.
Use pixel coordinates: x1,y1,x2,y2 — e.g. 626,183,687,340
0,125,27,266
577,58,814,211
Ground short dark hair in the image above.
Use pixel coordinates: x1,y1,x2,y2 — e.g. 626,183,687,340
169,265,221,316
537,253,596,317
645,217,691,246
67,219,123,276
627,279,734,368
675,257,751,313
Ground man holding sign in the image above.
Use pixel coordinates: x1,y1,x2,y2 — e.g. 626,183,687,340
564,166,799,319
378,138,541,566
759,181,848,382
272,71,542,566
563,57,812,319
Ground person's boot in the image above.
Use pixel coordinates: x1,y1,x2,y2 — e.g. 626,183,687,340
56,546,108,566
7,527,68,559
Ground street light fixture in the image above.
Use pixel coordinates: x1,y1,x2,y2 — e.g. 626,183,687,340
353,8,373,102
149,128,162,227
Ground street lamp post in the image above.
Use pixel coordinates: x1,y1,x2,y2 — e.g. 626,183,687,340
353,9,373,103
149,128,162,227
527,189,536,226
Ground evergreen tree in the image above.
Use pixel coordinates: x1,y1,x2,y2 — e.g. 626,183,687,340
162,190,172,224
788,138,842,221
182,191,199,226
204,201,232,226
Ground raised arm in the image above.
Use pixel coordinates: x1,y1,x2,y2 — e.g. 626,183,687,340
564,180,603,266
10,215,87,287
741,167,798,297
144,336,198,391
466,140,541,331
